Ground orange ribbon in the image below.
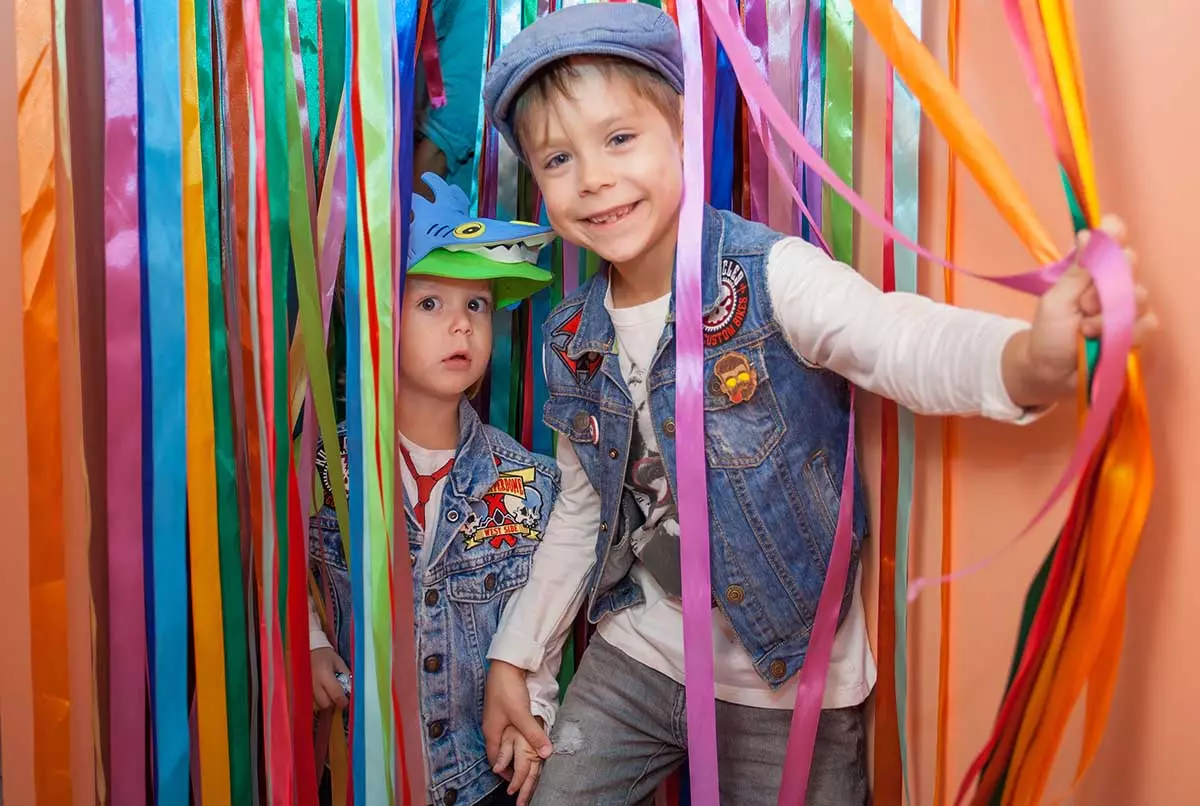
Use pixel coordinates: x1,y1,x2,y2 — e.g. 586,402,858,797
0,1,37,802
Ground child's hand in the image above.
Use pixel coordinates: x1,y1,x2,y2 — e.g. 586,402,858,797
483,661,553,763
492,722,545,806
311,646,350,711
1003,215,1158,408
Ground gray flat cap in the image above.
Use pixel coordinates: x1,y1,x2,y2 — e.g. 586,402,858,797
482,2,684,161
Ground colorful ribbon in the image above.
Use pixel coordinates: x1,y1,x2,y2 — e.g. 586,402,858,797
139,0,193,800
182,0,235,799
676,0,720,800
101,0,148,801
0,14,36,791
934,5,962,804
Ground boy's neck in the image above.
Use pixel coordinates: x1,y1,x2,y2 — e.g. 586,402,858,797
395,389,461,451
608,225,678,309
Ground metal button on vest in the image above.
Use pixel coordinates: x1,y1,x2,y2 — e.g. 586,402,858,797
573,412,590,431
663,418,676,438
769,660,788,680
443,789,459,806
599,521,608,533
424,655,442,673
428,720,445,739
484,573,497,592
446,509,459,523
725,585,745,605
424,589,439,607
608,448,619,459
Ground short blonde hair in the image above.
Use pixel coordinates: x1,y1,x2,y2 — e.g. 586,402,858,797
513,55,682,153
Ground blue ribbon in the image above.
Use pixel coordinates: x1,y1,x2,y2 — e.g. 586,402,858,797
711,42,735,210
139,0,189,801
346,7,367,802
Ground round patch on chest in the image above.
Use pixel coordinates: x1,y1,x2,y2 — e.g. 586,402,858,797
703,258,750,347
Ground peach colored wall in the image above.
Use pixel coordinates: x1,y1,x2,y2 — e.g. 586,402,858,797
846,2,1199,803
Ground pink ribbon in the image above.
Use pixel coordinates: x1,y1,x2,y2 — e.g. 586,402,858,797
698,0,1136,598
676,0,720,802
102,0,146,802
676,1,1140,802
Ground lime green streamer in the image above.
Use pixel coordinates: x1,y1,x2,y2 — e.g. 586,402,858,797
356,0,397,796
823,0,854,263
195,0,253,800
285,0,350,554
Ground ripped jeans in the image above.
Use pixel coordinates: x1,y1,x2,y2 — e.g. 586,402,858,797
531,635,869,806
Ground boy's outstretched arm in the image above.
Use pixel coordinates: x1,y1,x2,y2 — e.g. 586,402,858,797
485,437,601,760
767,217,1154,420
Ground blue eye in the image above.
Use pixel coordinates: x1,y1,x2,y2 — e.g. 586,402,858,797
544,153,569,169
610,133,635,147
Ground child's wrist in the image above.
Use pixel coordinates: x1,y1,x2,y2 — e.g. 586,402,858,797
1002,330,1069,409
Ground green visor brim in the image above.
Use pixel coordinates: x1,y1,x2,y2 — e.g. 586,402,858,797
408,248,553,310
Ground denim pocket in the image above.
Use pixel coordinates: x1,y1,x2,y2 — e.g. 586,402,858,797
702,344,786,469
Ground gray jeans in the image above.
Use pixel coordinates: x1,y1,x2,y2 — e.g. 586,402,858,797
532,636,869,806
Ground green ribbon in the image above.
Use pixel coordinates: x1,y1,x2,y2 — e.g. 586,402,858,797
822,0,853,264
262,0,294,620
286,0,350,557
298,0,322,167
322,0,346,155
195,0,254,801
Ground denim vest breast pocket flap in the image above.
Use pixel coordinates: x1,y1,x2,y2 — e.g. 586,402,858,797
446,553,533,604
703,344,786,469
544,397,600,445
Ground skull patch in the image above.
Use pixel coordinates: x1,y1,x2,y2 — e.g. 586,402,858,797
713,352,758,404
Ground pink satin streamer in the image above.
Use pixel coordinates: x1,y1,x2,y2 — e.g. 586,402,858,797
907,231,1134,599
777,393,857,805
675,0,720,802
674,2,1141,802
697,0,1136,600
102,0,147,803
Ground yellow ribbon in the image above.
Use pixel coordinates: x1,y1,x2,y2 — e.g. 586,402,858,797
181,1,233,801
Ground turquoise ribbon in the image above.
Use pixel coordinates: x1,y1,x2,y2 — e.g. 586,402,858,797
891,2,921,801
139,0,189,801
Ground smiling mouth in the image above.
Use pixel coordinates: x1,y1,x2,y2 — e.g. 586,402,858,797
584,202,640,226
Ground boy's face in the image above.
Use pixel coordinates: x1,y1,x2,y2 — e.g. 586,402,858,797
398,276,493,402
519,66,683,273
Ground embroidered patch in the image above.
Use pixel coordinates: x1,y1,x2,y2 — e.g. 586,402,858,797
550,307,603,383
315,430,350,508
713,351,758,404
462,464,544,550
703,258,750,347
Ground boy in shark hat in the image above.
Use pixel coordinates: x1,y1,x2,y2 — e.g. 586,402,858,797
308,173,561,806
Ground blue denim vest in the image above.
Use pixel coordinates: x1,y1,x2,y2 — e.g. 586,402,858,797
541,206,868,688
309,398,561,806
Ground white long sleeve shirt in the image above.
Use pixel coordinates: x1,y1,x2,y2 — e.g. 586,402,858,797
488,236,1038,710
